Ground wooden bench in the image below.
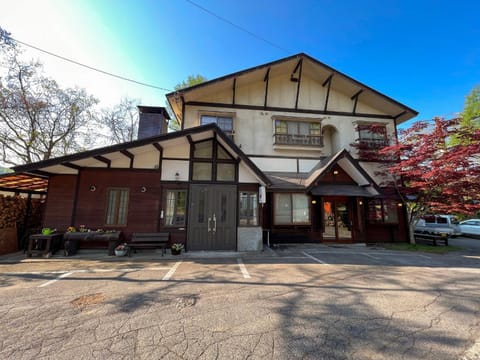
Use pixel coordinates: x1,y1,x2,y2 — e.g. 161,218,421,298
414,231,449,246
128,232,170,256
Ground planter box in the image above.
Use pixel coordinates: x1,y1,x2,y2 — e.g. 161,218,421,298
115,249,128,256
171,248,181,255
0,227,17,255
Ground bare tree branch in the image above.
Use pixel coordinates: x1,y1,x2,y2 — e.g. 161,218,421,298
0,40,98,165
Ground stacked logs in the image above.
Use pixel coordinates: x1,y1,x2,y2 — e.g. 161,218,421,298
0,194,43,229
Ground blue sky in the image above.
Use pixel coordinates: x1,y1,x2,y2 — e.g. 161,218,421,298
1,0,479,128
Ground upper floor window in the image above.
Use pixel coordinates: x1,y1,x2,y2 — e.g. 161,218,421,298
358,124,388,148
274,120,323,146
191,139,237,182
201,115,234,140
105,188,129,226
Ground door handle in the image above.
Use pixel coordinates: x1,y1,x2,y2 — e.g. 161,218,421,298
213,214,216,233
208,217,211,232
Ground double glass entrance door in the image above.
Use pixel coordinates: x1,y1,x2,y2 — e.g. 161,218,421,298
323,199,351,241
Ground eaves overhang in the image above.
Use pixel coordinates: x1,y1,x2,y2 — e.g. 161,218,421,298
166,52,418,126
10,123,270,188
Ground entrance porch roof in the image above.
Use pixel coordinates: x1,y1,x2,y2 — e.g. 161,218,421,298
310,184,375,197
263,149,381,197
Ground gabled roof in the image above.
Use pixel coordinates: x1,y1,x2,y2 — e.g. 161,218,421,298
10,124,270,187
263,149,381,196
305,149,381,195
166,52,418,125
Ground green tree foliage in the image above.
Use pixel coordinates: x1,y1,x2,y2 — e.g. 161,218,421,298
174,74,207,91
167,74,207,131
451,86,480,146
0,28,98,165
461,85,480,128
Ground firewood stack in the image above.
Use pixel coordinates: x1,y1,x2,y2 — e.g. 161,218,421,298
0,195,43,230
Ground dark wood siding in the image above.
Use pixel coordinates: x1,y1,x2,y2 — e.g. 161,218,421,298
43,175,77,231
318,165,355,184
75,169,161,240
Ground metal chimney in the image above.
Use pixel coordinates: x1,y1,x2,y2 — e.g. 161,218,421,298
137,106,171,139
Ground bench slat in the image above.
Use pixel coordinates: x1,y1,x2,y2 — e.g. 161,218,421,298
414,232,449,246
128,232,170,256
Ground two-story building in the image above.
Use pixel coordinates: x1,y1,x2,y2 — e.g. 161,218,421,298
1,53,417,251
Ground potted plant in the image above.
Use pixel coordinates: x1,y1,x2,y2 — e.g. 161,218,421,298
41,227,56,235
115,243,129,256
171,243,184,255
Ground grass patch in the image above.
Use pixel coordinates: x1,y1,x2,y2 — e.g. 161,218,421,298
382,242,463,254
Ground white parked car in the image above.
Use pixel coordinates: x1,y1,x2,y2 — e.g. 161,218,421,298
414,215,462,237
458,219,480,238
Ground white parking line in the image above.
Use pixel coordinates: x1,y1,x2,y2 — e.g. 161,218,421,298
162,261,182,280
87,267,171,273
362,253,380,260
4,267,171,276
302,251,328,264
307,250,432,259
5,266,176,288
237,258,251,279
3,271,69,275
38,271,74,288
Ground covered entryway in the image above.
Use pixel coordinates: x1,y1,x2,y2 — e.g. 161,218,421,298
322,197,352,241
187,184,237,250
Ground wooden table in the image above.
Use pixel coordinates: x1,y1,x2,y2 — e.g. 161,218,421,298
27,233,64,258
63,231,123,256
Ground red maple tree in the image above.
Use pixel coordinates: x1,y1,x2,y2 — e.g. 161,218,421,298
351,118,480,243
378,117,480,241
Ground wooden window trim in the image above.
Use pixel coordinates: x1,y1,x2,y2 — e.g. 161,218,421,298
200,113,235,140
105,187,129,227
239,191,259,227
164,189,187,227
367,199,399,224
273,118,323,147
273,193,311,225
190,138,238,183
358,124,389,148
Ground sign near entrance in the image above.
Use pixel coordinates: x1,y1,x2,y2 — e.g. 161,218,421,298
259,186,266,204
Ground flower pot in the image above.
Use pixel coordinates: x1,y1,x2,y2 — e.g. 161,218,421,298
171,248,181,255
115,249,128,256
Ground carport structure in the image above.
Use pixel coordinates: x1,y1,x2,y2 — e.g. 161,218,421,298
0,173,48,251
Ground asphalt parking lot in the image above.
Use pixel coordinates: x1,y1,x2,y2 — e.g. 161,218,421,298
1,242,480,360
